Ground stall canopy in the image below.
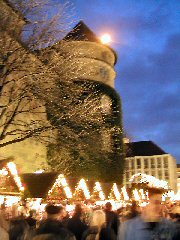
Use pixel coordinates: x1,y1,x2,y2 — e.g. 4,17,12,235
0,158,23,196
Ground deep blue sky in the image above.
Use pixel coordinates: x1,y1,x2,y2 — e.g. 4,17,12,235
71,0,180,162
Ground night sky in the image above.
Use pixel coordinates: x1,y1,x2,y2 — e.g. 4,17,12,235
68,0,180,163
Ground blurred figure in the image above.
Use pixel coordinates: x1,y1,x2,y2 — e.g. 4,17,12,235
26,210,37,227
170,206,180,240
104,202,119,235
118,188,176,240
33,231,75,240
67,204,87,240
129,201,139,219
36,204,74,239
9,218,30,240
82,209,116,240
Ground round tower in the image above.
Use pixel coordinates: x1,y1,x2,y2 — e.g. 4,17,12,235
53,21,117,88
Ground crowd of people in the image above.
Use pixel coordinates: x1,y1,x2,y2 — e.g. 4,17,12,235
0,188,179,240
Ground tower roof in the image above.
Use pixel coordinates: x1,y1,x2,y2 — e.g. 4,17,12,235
63,20,101,43
63,20,118,64
125,141,167,157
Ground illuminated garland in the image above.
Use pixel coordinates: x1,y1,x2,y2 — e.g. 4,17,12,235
0,168,8,176
7,162,24,191
48,174,72,199
129,173,169,190
133,189,140,201
73,179,90,200
109,183,121,201
93,182,105,201
121,186,129,201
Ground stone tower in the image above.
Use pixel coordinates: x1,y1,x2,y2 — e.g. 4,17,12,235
40,21,124,183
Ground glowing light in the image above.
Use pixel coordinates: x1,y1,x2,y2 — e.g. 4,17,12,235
94,182,105,201
7,162,24,191
133,189,140,201
129,173,169,190
6,196,20,207
75,179,90,199
139,189,146,200
0,195,20,206
100,34,111,44
48,174,72,199
0,168,8,176
121,187,129,201
34,170,44,174
112,183,121,201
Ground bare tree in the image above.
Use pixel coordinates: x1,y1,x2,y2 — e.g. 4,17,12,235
10,0,74,49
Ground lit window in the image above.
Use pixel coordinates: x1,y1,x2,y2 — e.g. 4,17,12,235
144,158,148,169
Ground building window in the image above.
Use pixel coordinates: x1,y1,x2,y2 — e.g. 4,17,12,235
157,157,161,168
137,158,141,169
165,170,169,178
158,170,162,179
132,160,135,169
151,158,155,168
164,157,168,168
125,161,129,170
151,170,155,177
126,171,129,180
144,158,148,169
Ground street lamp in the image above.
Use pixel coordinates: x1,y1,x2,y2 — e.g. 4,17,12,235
100,33,111,44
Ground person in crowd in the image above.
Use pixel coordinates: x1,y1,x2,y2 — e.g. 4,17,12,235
118,187,176,240
36,205,64,234
36,204,75,239
82,209,116,240
129,200,139,219
0,225,9,240
33,231,75,240
104,202,119,235
67,204,88,240
9,218,31,240
26,210,37,228
170,205,180,240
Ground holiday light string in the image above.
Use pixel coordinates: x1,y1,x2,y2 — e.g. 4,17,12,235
93,182,105,201
74,179,91,199
7,162,24,191
129,173,169,189
48,174,72,199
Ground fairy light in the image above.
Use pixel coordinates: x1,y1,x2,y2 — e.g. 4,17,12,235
112,183,121,201
121,187,129,201
139,189,146,200
75,179,90,199
0,168,8,176
6,196,20,206
129,173,169,190
133,189,140,201
94,182,105,201
48,174,72,199
7,162,24,191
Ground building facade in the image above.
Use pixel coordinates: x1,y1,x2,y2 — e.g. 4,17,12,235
177,164,180,193
123,141,178,193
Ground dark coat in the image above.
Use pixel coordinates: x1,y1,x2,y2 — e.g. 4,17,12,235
67,216,88,240
82,226,116,240
104,210,120,235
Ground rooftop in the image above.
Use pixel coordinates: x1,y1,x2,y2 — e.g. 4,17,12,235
125,141,167,157
63,20,101,42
